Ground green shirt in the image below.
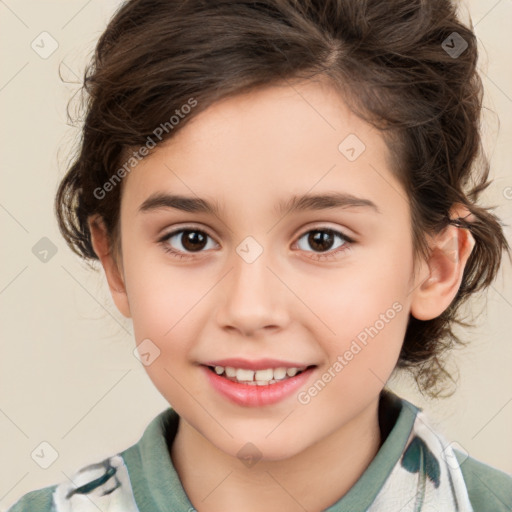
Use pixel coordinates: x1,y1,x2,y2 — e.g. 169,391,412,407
6,392,512,511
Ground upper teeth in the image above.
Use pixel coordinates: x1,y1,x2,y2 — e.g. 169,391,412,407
213,365,306,385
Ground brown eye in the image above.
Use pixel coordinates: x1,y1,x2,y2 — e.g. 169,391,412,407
296,229,349,253
293,227,355,261
179,230,208,252
160,228,217,258
308,230,335,251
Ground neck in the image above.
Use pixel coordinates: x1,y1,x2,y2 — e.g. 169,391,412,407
170,397,382,512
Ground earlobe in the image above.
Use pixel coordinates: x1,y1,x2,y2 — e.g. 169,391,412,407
410,206,476,321
88,214,132,318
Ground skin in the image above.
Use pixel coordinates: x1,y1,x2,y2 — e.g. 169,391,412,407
89,78,475,512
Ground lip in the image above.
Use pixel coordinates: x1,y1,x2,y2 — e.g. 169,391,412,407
201,358,312,371
201,364,316,407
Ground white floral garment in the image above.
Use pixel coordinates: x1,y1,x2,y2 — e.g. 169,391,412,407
7,393,512,511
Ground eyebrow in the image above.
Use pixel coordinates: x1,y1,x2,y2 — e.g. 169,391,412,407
138,191,381,216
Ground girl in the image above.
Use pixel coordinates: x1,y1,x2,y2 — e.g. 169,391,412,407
8,0,512,510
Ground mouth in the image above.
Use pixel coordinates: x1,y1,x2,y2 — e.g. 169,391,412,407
203,364,317,386
201,363,318,407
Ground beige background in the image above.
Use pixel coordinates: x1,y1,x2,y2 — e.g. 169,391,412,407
1,0,511,509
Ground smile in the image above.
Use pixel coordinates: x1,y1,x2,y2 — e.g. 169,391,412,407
207,365,310,385
201,364,317,407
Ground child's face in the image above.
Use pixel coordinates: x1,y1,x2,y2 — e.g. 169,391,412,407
108,80,429,459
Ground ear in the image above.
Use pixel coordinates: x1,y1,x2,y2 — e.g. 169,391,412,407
88,214,131,318
410,204,476,321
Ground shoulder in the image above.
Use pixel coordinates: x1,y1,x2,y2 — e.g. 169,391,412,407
6,454,139,512
454,449,512,512
6,408,175,512
6,484,57,512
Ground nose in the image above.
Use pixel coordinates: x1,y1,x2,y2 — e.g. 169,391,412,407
215,244,290,338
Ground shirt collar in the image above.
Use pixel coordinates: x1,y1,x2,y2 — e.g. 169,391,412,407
120,390,418,512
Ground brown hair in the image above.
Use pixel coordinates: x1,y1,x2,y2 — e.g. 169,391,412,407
55,0,511,397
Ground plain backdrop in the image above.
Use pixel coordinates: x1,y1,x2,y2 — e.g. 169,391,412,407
1,0,511,509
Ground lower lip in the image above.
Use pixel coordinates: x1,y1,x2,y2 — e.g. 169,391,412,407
201,365,316,407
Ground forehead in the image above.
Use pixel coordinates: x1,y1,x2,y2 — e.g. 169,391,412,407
120,80,408,222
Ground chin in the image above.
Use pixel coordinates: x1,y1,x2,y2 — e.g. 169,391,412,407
218,434,310,465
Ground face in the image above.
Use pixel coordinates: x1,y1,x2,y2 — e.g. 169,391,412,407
102,80,428,460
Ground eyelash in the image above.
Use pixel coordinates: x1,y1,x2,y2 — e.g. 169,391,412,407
157,225,355,262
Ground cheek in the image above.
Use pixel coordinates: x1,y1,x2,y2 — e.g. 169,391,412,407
300,257,410,335
297,255,411,381
303,297,408,416
124,255,211,404
122,238,208,333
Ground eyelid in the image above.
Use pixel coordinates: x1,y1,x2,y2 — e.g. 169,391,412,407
158,223,218,242
294,222,356,242
159,222,356,244
158,222,356,264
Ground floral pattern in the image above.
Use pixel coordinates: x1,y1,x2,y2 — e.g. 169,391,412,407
51,455,139,512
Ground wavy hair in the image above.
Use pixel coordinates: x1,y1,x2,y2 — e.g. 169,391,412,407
55,0,511,397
